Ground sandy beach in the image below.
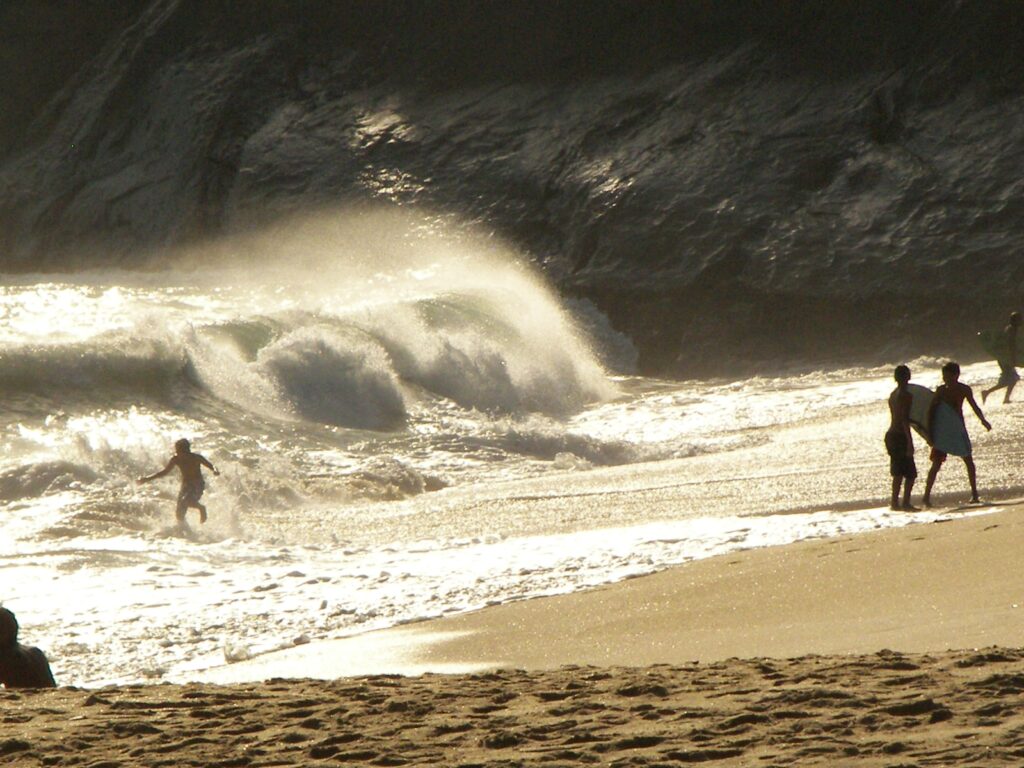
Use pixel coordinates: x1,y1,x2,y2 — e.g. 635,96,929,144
8,3,1024,765
5,503,1024,765
406,500,1024,668
6,647,1024,766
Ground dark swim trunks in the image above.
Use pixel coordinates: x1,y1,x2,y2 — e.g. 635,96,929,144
884,429,917,479
997,362,1020,387
177,479,205,509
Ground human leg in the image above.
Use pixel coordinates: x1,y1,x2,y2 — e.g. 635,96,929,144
1005,377,1018,403
885,431,907,510
175,496,188,525
922,464,939,506
922,449,945,507
901,455,918,510
901,477,917,510
964,457,979,502
178,482,205,524
988,364,1019,404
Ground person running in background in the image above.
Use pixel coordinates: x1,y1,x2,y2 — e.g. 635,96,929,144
923,362,991,506
885,365,918,511
982,311,1021,404
0,607,56,688
139,438,219,527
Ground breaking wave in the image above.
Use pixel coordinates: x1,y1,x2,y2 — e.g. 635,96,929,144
0,213,616,433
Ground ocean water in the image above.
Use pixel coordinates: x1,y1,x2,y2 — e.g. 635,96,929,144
3,219,1023,686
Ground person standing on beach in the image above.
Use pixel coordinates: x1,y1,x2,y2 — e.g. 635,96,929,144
0,607,56,688
885,365,918,511
923,362,991,507
982,311,1021,404
138,438,219,527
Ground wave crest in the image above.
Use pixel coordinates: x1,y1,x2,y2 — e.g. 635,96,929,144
0,461,98,502
257,326,407,430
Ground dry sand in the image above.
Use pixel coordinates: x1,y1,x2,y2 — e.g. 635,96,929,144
6,649,1024,766
5,504,1024,766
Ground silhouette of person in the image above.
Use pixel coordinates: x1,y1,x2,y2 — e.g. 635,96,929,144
982,311,1021,404
138,438,219,526
0,607,56,688
885,365,918,510
923,362,991,506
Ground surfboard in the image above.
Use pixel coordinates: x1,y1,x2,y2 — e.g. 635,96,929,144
978,329,1012,364
906,383,933,440
930,400,971,457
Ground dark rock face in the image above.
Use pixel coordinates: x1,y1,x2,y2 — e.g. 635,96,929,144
3,1,1024,376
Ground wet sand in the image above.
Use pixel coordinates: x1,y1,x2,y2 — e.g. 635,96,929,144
404,501,1024,668
196,501,1024,680
6,504,1024,765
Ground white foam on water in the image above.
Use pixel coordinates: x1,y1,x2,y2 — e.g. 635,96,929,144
3,210,1022,686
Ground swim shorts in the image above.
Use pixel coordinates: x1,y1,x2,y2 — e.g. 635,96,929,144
177,480,205,509
884,430,917,479
998,362,1020,387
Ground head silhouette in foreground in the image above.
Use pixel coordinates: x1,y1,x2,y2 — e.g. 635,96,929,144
0,607,57,688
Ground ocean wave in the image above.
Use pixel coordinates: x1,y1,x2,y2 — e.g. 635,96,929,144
0,293,612,434
565,298,639,375
0,461,98,502
347,457,447,500
187,292,613,429
0,336,187,399
363,285,615,414
470,419,650,466
256,325,407,430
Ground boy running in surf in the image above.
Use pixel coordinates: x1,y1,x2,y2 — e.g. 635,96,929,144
982,311,1021,404
923,362,991,507
139,439,219,526
885,365,917,511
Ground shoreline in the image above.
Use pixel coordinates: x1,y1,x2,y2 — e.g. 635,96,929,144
7,503,1024,765
186,500,1024,684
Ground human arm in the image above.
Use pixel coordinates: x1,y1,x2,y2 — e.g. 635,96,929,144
897,389,914,451
197,454,220,476
965,388,992,431
138,457,176,484
925,391,940,444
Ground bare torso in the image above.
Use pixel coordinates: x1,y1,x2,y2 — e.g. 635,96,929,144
888,386,912,434
935,382,970,417
171,452,210,487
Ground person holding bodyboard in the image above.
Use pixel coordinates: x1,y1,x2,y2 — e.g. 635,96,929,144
922,361,991,507
981,311,1021,404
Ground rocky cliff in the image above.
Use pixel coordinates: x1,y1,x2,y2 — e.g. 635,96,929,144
3,1,1024,375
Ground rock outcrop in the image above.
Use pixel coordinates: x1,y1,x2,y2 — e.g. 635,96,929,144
3,1,1024,375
